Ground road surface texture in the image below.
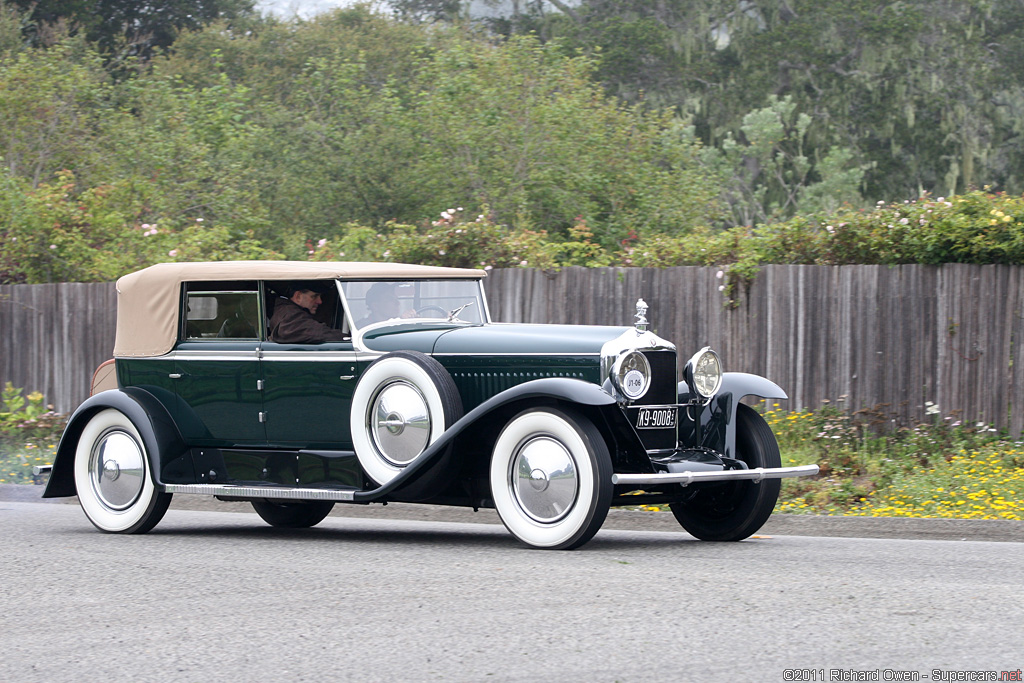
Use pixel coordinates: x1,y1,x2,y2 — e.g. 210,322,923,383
1,486,1022,682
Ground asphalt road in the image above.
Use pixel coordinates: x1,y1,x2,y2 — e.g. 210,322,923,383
2,490,1023,682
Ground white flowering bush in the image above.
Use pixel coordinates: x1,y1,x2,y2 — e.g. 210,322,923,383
304,210,613,270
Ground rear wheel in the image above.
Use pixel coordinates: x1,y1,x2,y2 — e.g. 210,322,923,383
489,408,612,550
670,403,781,541
74,408,171,533
251,500,335,528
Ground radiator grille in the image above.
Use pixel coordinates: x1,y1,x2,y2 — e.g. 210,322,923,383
638,350,677,405
625,350,678,451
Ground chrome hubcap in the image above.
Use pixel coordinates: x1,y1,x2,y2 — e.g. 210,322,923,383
511,436,578,523
89,429,145,510
371,381,430,466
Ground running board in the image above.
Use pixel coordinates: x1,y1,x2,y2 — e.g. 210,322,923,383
612,464,819,487
163,483,357,501
164,466,819,501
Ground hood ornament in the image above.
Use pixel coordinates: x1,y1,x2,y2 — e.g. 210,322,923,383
634,298,648,333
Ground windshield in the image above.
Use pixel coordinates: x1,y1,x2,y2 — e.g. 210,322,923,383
341,279,487,330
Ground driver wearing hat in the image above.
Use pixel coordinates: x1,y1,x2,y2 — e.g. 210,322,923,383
268,282,348,344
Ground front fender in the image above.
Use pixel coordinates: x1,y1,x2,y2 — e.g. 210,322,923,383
680,372,787,461
42,388,188,498
355,377,620,501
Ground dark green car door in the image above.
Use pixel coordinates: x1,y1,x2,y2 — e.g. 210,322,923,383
259,342,362,448
171,285,266,446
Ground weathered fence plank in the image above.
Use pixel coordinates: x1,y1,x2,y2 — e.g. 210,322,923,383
3,266,1023,434
1,282,116,415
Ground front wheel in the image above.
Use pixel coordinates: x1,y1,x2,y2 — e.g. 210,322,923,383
489,408,612,550
73,408,171,533
670,403,781,541
251,500,335,528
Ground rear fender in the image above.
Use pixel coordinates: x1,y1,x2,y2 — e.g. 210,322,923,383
43,388,189,498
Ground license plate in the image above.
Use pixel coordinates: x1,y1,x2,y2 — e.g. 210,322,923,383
635,407,676,429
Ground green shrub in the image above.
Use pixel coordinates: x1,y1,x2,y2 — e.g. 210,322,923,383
0,383,65,485
618,191,1024,270
763,399,1022,519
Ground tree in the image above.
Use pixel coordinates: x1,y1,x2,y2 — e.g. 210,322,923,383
701,95,867,225
390,0,461,24
157,13,721,248
480,0,1024,212
0,1,25,54
10,0,257,58
0,39,109,188
406,35,720,244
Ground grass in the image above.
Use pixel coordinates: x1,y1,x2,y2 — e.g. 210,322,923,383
0,383,65,485
766,402,1024,520
0,442,58,484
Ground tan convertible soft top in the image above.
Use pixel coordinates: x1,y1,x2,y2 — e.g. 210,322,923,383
114,261,485,358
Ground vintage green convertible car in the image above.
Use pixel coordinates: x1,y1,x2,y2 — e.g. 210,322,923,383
42,261,817,549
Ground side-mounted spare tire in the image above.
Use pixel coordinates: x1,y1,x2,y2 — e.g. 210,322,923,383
350,351,463,496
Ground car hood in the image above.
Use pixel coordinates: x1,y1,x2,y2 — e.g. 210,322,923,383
358,321,632,356
433,323,631,356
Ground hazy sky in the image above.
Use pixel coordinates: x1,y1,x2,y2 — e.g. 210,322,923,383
255,1,572,20
256,0,355,18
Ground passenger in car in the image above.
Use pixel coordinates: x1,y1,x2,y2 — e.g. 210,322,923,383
356,282,416,327
268,283,348,344
218,296,259,338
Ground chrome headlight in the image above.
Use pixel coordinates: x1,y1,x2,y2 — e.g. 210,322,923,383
612,351,651,400
684,347,722,399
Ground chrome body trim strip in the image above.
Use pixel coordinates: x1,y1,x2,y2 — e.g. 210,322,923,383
140,348,600,361
33,465,53,476
611,464,819,486
164,483,357,501
431,352,601,357
132,350,363,362
260,350,360,362
149,350,260,361
479,279,494,325
333,279,357,339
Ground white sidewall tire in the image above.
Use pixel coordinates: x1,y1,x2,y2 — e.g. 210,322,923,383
74,408,162,533
490,410,602,549
351,355,450,485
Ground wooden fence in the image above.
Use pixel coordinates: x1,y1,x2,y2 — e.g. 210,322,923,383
3,265,1023,435
0,282,117,417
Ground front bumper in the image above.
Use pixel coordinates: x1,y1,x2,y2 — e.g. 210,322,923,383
612,464,819,487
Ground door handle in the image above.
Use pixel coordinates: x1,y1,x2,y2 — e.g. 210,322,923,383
169,373,182,379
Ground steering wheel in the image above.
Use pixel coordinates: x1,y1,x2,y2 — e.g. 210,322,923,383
416,305,447,319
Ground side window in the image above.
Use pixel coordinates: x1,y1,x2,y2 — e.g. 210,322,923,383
264,280,348,339
183,287,261,341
